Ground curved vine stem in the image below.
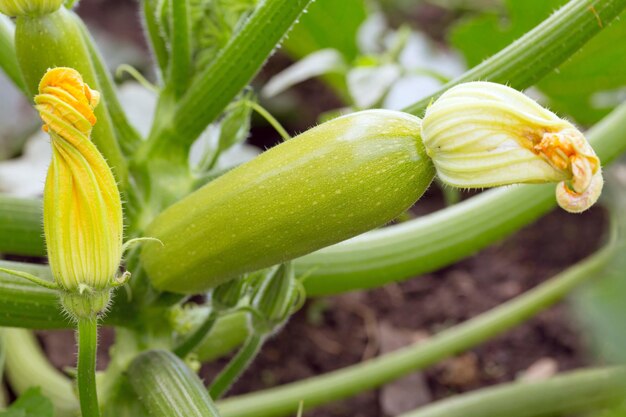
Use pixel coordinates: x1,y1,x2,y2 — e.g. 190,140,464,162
174,309,219,358
400,366,626,417
209,333,265,400
245,100,291,141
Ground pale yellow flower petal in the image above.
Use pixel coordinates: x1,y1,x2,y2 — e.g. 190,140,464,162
422,82,603,212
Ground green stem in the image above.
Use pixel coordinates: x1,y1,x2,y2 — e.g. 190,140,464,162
0,267,59,290
400,366,626,417
0,15,26,93
140,0,312,159
141,0,169,79
174,309,219,358
217,244,613,417
246,101,291,141
296,96,626,296
403,0,626,116
169,0,191,98
210,333,265,400
116,64,159,93
77,317,101,417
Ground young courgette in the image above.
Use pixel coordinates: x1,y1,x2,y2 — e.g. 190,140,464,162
142,110,435,293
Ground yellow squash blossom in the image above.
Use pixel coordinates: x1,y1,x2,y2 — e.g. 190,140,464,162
36,67,123,296
422,82,603,213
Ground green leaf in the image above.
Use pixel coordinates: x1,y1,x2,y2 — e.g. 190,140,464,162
189,0,258,74
0,388,53,417
450,0,626,124
281,0,366,99
282,0,367,61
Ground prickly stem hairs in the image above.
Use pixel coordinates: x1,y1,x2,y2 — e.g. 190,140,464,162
36,67,123,318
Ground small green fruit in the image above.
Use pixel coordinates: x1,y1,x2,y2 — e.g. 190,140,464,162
142,110,435,293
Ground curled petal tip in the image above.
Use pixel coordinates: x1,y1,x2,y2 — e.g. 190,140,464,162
556,170,604,213
36,67,99,138
421,82,604,212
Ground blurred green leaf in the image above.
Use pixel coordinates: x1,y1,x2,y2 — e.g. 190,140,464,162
450,0,626,124
0,388,53,417
190,0,258,74
281,0,367,100
283,0,367,61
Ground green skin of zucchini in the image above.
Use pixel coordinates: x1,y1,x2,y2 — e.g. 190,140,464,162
142,110,435,293
14,7,127,185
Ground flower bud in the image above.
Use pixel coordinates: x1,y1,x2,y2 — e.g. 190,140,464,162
36,68,123,302
211,276,249,311
422,82,603,213
0,0,63,16
250,264,301,334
